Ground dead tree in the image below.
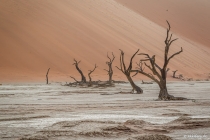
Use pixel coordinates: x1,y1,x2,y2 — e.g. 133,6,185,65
72,59,86,83
178,74,184,80
172,70,178,78
116,49,143,94
46,68,50,84
104,52,115,84
88,64,98,86
133,21,186,100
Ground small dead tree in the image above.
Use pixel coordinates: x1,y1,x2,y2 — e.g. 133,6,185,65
133,21,185,100
104,52,115,84
116,49,143,94
72,59,86,83
88,64,98,86
172,70,178,78
46,68,50,84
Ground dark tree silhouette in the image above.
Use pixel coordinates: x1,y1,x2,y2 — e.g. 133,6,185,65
132,21,186,100
172,70,178,78
46,68,50,84
88,64,98,86
104,52,115,84
116,49,143,94
72,59,86,83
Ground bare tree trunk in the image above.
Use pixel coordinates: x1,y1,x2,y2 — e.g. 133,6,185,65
126,75,143,94
158,86,186,100
88,64,97,86
46,68,50,84
158,81,171,100
73,59,86,83
108,73,112,84
159,88,170,100
158,80,186,100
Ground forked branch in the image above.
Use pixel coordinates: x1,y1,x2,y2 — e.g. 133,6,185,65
132,60,159,84
107,52,115,63
167,47,183,63
138,53,162,73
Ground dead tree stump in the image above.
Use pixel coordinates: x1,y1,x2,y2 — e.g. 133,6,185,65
172,70,178,78
46,68,50,84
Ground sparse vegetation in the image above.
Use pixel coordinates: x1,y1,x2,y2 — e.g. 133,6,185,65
59,21,190,101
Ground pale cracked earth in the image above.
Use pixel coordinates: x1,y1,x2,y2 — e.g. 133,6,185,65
0,81,210,140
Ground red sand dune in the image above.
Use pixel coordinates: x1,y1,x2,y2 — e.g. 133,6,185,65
116,0,210,48
0,0,210,83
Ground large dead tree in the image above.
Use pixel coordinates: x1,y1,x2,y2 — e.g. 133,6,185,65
72,59,86,83
104,52,115,84
46,68,50,84
88,64,98,86
116,49,143,94
132,21,185,100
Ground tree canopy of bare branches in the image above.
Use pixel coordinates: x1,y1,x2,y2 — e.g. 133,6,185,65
104,52,115,84
132,21,186,100
116,49,143,94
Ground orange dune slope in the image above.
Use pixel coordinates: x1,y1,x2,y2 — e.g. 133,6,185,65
0,0,210,83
